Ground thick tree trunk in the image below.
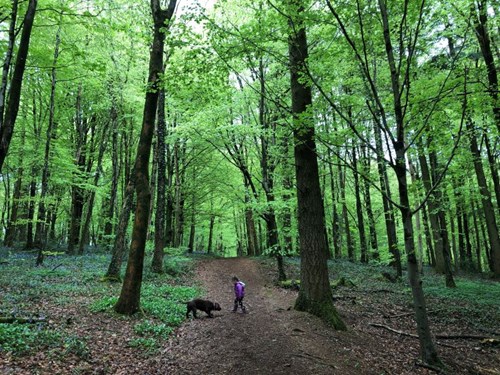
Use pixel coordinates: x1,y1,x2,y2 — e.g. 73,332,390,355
0,0,37,172
115,0,176,315
288,0,345,330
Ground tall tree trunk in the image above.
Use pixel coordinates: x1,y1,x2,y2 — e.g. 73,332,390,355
0,0,19,123
152,90,167,273
105,179,134,281
147,136,157,241
422,204,435,267
472,0,500,133
244,190,257,256
115,0,176,315
281,136,294,255
257,56,286,279
329,160,342,259
25,179,36,249
287,0,345,330
352,143,367,263
35,22,62,262
0,0,37,172
207,214,215,254
378,0,441,364
187,190,195,253
164,144,175,248
4,124,25,247
173,141,186,248
26,94,42,250
471,196,483,272
67,85,87,255
362,143,379,260
78,119,110,254
373,121,401,275
466,117,500,276
418,148,455,286
428,143,455,286
340,163,354,260
103,104,120,242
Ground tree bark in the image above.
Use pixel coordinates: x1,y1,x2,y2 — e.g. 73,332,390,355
0,0,18,128
115,0,177,315
105,179,134,281
362,143,379,260
34,21,62,261
0,0,37,172
352,142,367,263
287,0,345,330
4,125,25,247
67,85,87,255
152,90,167,273
340,163,354,260
373,120,401,275
378,0,441,365
466,117,500,276
173,140,186,248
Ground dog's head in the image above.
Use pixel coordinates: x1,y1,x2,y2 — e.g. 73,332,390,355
213,302,221,311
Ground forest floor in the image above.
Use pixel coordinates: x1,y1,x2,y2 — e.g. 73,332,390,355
1,255,499,374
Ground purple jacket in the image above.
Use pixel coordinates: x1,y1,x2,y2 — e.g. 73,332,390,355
234,281,245,299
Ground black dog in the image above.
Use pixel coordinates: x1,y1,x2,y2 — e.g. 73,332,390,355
186,299,221,318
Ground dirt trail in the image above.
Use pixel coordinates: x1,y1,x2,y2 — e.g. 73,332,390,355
152,257,374,375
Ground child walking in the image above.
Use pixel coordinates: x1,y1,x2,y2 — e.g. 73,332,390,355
232,276,246,313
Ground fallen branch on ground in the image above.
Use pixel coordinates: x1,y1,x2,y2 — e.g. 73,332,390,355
384,309,442,319
370,323,498,341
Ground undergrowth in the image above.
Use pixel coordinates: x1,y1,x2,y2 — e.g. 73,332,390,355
0,250,199,357
266,256,500,333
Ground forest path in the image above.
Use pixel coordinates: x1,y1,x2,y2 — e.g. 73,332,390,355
153,257,371,375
